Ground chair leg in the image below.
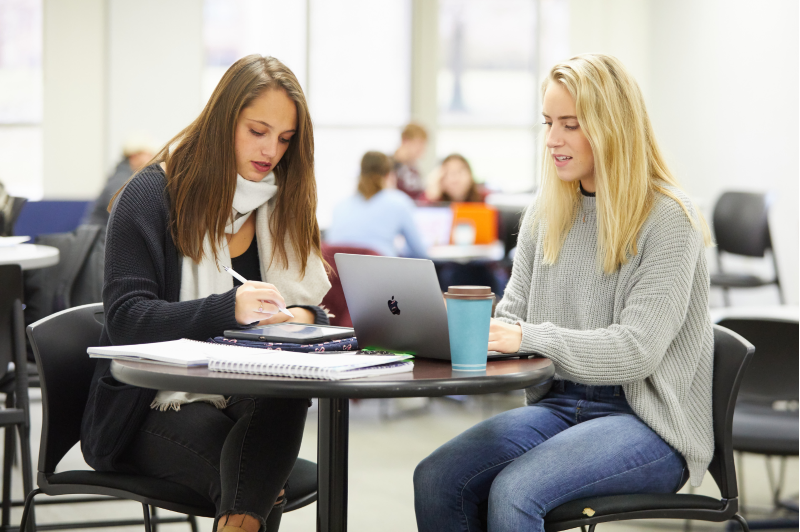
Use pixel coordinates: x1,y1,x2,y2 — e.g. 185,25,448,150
2,417,15,528
18,487,40,532
587,525,597,532
142,502,152,532
731,513,750,532
763,454,788,508
188,515,199,532
683,482,695,532
151,505,159,532
736,451,746,513
17,422,35,531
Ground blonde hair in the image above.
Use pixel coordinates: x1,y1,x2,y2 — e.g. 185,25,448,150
535,53,711,273
401,122,428,142
121,132,158,157
357,151,393,200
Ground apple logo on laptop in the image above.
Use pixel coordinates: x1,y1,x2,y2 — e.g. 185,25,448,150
388,296,401,315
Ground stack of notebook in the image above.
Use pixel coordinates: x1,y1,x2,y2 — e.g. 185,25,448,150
87,339,413,381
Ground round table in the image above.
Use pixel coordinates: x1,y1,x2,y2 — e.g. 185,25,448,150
0,244,59,270
427,241,506,264
112,356,554,532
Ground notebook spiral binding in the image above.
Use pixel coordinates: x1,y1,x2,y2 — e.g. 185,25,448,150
209,358,339,379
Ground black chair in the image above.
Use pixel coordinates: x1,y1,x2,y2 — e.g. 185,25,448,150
717,316,798,529
710,192,783,305
1,197,27,237
543,325,754,532
23,303,317,531
0,265,35,531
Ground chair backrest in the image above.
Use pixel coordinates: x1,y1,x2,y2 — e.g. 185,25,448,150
716,317,798,405
713,191,771,257
26,303,104,474
0,265,24,380
321,244,381,327
13,200,93,240
1,197,27,237
708,325,755,499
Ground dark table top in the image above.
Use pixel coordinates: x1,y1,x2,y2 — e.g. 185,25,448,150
111,357,554,399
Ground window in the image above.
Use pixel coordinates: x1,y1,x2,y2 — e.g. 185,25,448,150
437,0,568,193
0,0,43,198
203,0,412,228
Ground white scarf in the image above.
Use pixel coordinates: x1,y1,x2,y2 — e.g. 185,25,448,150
151,174,332,411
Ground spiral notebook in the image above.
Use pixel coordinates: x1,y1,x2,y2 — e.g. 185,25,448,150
88,338,414,380
207,351,413,380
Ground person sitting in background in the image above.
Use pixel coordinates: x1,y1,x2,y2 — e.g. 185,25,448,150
393,122,429,199
84,133,157,226
326,151,427,258
425,153,486,203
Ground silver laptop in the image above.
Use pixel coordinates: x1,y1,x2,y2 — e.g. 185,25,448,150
334,253,509,361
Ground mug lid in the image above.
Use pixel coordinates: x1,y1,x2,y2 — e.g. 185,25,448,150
444,285,495,300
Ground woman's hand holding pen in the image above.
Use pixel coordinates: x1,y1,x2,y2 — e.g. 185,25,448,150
234,281,286,325
488,318,522,354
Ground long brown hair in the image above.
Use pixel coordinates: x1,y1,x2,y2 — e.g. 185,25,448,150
119,55,321,275
440,154,483,202
357,151,392,200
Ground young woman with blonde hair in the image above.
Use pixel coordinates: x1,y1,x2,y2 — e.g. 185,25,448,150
414,53,714,532
82,55,331,532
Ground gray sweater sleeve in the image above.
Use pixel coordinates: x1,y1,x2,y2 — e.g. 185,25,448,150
498,199,706,385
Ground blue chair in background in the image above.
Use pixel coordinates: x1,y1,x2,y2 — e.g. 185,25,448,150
12,201,93,239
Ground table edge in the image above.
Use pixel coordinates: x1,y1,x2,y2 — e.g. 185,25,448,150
111,359,555,399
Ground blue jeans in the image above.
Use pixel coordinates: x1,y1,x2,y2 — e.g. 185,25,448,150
414,381,688,532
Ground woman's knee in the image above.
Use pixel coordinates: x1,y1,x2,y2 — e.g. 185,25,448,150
487,465,548,528
414,449,460,500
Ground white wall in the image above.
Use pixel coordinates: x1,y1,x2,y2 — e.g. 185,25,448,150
40,0,203,200
569,0,799,305
106,0,204,172
42,0,106,199
568,0,652,98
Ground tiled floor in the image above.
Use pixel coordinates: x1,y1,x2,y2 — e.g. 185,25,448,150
8,390,798,531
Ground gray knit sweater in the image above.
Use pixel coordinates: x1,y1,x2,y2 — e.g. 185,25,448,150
495,186,713,487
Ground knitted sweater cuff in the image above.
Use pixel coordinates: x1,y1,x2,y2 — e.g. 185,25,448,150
287,304,330,325
518,320,552,356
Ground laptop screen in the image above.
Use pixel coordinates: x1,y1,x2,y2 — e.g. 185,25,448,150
413,206,454,249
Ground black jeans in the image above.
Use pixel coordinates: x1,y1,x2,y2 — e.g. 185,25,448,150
116,395,309,531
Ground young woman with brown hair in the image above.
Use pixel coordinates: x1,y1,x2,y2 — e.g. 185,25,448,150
81,55,331,532
425,153,486,203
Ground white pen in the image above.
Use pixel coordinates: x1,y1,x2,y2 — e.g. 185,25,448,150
218,262,295,318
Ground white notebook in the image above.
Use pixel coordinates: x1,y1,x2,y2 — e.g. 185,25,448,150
88,339,238,366
88,339,414,380
208,351,414,380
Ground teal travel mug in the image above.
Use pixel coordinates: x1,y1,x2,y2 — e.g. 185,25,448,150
444,286,495,371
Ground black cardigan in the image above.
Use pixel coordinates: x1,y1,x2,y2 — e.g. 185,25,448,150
81,164,328,471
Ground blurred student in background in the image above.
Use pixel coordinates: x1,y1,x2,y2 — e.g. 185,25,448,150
393,122,428,199
326,151,427,258
425,153,486,203
84,133,157,226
